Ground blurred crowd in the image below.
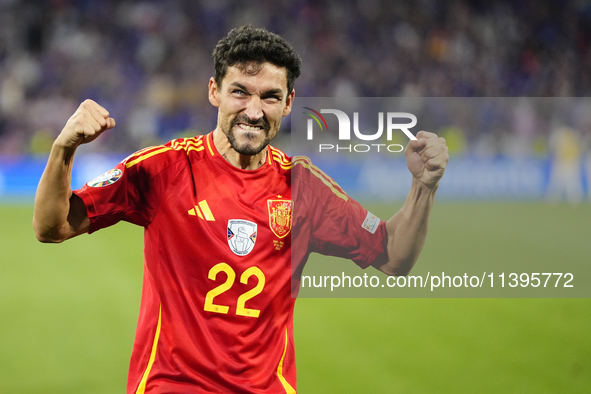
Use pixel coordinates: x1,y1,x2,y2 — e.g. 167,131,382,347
0,0,590,155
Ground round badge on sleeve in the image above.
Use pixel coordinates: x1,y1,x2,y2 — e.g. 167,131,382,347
87,168,123,187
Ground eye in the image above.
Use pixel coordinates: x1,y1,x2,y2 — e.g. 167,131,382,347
263,96,281,103
232,89,246,96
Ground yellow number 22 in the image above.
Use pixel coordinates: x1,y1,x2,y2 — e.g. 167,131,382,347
204,263,265,318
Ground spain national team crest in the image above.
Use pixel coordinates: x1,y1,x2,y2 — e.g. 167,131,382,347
87,168,123,187
267,200,293,239
227,220,257,256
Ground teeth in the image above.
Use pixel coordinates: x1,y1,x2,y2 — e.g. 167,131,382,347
239,124,262,131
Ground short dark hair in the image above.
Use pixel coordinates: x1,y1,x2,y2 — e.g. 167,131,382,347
212,25,301,94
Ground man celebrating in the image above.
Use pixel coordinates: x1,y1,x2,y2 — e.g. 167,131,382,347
34,26,448,394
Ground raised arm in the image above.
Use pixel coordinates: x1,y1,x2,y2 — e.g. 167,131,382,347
372,131,449,276
33,99,116,243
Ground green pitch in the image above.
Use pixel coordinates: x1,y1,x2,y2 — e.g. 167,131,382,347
1,203,589,393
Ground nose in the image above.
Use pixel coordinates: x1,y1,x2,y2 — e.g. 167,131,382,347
244,96,263,122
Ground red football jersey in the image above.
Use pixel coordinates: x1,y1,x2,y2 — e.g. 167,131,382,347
73,132,387,393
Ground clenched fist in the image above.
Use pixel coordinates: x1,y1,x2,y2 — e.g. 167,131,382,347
405,130,449,189
55,99,116,150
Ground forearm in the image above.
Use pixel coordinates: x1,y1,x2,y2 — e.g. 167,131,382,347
381,179,438,276
33,100,113,242
33,143,82,242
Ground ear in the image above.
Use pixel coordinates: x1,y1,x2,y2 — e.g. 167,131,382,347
208,77,220,107
282,90,295,117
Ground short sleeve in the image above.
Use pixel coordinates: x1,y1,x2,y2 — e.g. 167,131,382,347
292,158,388,269
73,160,156,233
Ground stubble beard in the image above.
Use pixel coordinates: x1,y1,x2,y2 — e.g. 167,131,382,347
224,115,273,156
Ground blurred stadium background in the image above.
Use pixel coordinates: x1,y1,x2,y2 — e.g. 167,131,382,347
1,0,590,393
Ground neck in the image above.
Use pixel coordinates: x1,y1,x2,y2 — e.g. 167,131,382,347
212,128,267,170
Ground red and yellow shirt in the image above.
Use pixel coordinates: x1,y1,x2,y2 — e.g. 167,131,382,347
74,132,387,393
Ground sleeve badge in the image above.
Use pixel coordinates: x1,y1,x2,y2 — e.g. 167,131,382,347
87,168,123,187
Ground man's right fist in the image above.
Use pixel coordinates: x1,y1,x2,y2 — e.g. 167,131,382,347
55,99,116,150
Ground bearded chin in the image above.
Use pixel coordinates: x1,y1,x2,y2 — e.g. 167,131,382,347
225,124,271,156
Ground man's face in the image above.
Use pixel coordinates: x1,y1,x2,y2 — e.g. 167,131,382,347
209,62,294,155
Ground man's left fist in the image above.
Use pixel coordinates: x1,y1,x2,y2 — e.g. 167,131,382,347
405,130,449,189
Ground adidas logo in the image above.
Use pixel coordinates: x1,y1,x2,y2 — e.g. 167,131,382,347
188,200,215,221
